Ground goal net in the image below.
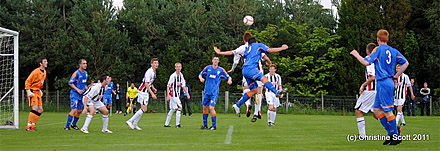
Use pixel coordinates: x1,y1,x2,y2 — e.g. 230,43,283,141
0,27,19,129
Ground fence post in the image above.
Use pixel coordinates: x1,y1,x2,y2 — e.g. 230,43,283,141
56,90,60,112
21,90,24,111
321,93,324,111
225,91,229,113
286,93,289,113
164,90,167,112
430,96,432,116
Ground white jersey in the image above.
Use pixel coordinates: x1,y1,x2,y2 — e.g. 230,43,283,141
138,67,155,93
394,73,410,100
167,72,186,97
364,64,376,91
265,73,282,92
83,83,105,101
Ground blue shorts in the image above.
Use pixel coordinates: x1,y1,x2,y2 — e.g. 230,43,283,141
202,94,218,106
70,93,84,109
242,66,264,90
373,78,395,112
103,95,112,105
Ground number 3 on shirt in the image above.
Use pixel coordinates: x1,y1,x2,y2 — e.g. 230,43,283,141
386,50,391,64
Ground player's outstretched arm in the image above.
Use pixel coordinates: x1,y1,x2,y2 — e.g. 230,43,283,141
267,44,288,53
214,46,234,55
263,55,272,66
350,50,369,66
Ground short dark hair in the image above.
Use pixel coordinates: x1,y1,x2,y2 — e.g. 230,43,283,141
100,74,108,82
247,37,256,44
37,57,46,64
79,58,86,64
243,32,252,42
366,43,376,53
151,58,159,64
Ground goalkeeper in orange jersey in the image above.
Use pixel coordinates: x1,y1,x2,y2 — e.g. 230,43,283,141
25,57,48,131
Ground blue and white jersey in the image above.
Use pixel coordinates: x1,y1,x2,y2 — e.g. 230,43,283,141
243,43,269,69
364,44,407,81
104,82,113,96
199,65,230,95
68,69,88,95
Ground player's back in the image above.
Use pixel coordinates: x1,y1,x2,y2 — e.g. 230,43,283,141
104,82,113,95
243,43,268,68
368,45,407,81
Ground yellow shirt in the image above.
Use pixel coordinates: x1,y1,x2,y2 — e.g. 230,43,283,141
127,87,138,98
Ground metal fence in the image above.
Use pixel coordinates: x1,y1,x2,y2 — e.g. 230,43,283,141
19,90,440,116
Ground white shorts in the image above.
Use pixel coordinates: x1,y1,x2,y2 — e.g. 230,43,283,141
265,92,280,108
137,91,149,106
394,98,405,106
87,100,105,109
169,97,182,110
354,91,376,113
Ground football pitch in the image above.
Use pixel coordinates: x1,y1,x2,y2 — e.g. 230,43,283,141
0,112,438,150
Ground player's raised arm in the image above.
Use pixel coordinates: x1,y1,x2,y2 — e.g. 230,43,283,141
350,49,370,66
213,46,234,56
266,44,289,53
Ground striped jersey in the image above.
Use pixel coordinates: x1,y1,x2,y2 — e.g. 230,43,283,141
364,64,376,91
394,73,410,100
138,67,155,93
167,72,186,97
84,83,105,101
264,73,282,92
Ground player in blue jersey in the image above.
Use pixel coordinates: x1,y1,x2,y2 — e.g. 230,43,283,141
199,56,232,130
215,37,288,117
103,80,115,111
64,59,88,130
350,29,409,145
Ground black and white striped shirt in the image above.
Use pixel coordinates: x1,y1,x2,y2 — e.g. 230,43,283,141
167,72,186,97
83,83,105,101
264,73,282,92
138,67,155,93
394,73,410,100
365,64,376,91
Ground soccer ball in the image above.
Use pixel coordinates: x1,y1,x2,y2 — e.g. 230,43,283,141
243,15,254,26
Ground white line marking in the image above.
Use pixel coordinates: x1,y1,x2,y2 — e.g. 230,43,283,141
224,125,233,144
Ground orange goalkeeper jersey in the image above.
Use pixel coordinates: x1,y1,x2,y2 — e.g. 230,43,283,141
25,68,46,91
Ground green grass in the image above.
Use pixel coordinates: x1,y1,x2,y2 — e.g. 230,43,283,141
0,112,439,151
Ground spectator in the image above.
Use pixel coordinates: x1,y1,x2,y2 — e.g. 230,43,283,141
406,78,417,116
181,84,192,116
114,83,122,114
419,82,430,116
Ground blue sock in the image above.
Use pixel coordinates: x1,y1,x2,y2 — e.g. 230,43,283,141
263,82,279,94
388,116,399,136
211,115,216,128
72,116,79,126
236,93,251,108
65,114,73,128
203,113,208,126
379,116,391,135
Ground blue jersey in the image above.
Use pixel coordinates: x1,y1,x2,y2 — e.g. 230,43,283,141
364,44,407,81
199,65,230,95
68,69,88,95
243,43,269,68
104,82,114,95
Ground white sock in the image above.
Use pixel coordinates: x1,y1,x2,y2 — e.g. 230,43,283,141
357,117,366,137
128,109,142,123
165,109,175,126
102,114,109,130
267,110,272,123
82,114,93,129
400,112,405,124
396,112,401,124
245,99,251,107
133,109,144,126
272,111,277,123
254,94,262,115
397,112,405,124
176,109,181,125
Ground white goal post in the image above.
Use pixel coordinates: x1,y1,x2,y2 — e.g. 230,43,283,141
0,27,19,129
